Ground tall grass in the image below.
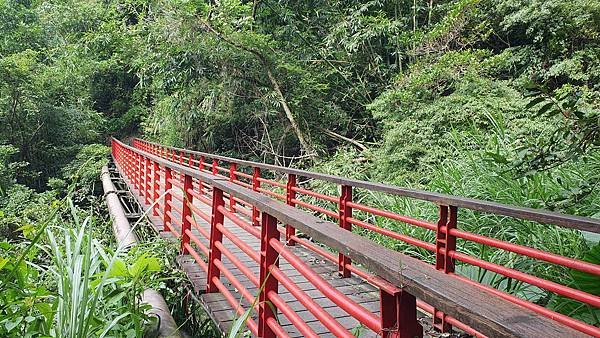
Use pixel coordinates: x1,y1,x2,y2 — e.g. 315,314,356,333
305,118,599,323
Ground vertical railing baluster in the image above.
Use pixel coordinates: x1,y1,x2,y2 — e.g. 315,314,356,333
198,155,205,195
229,163,237,212
144,158,151,205
207,187,225,292
433,204,457,332
258,212,279,338
285,174,297,245
163,167,172,233
212,159,218,175
252,167,261,226
338,185,353,277
188,154,193,168
380,283,423,338
153,162,159,216
136,153,142,193
181,174,193,254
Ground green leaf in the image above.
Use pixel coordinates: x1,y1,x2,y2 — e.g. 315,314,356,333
570,242,600,296
0,257,9,270
525,97,546,109
228,307,253,338
109,259,128,277
536,102,557,116
128,255,160,277
5,317,23,332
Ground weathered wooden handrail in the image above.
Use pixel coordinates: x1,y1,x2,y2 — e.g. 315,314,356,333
113,138,591,337
133,138,600,233
132,138,600,336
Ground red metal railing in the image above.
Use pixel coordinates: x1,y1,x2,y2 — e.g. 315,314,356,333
130,138,600,337
113,139,426,338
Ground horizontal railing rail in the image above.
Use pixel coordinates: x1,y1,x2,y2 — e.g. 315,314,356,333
133,138,600,233
131,137,600,337
113,138,589,338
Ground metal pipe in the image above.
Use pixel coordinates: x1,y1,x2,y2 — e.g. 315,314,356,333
101,166,137,248
101,166,182,338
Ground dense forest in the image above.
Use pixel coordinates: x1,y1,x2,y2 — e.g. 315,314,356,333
1,0,599,336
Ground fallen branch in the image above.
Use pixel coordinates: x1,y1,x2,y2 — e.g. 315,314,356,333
320,128,367,151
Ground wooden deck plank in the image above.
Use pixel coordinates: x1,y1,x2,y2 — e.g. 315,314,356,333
120,169,392,337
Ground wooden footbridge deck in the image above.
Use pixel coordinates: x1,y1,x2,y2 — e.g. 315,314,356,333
111,138,600,338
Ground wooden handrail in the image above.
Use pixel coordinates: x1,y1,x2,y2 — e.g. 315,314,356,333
133,138,600,233
114,138,588,338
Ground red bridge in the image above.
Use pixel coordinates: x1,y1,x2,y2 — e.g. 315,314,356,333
111,138,600,337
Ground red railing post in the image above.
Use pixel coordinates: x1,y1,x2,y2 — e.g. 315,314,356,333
181,174,193,254
138,154,143,195
207,188,225,293
198,155,205,195
338,185,353,277
163,167,173,232
188,154,193,168
133,153,139,190
229,163,237,212
258,212,280,338
212,159,218,175
252,167,261,226
152,162,159,216
144,158,151,205
433,204,458,332
285,174,297,245
179,151,183,165
380,287,423,338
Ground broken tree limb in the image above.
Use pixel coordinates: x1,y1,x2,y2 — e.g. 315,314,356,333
320,128,368,151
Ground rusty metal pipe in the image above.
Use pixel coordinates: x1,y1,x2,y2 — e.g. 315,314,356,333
101,166,182,338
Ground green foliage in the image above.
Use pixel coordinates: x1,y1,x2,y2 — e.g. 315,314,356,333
61,144,110,194
0,145,26,195
549,242,600,325
0,0,598,332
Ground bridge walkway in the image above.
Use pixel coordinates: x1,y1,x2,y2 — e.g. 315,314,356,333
110,137,599,338
121,169,395,337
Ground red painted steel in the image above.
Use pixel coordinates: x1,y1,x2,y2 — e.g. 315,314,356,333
113,138,600,337
258,213,280,338
181,174,193,254
252,167,260,226
338,185,352,278
433,205,457,332
380,287,423,338
285,174,296,245
229,163,237,212
152,162,159,216
163,167,172,233
207,187,225,293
